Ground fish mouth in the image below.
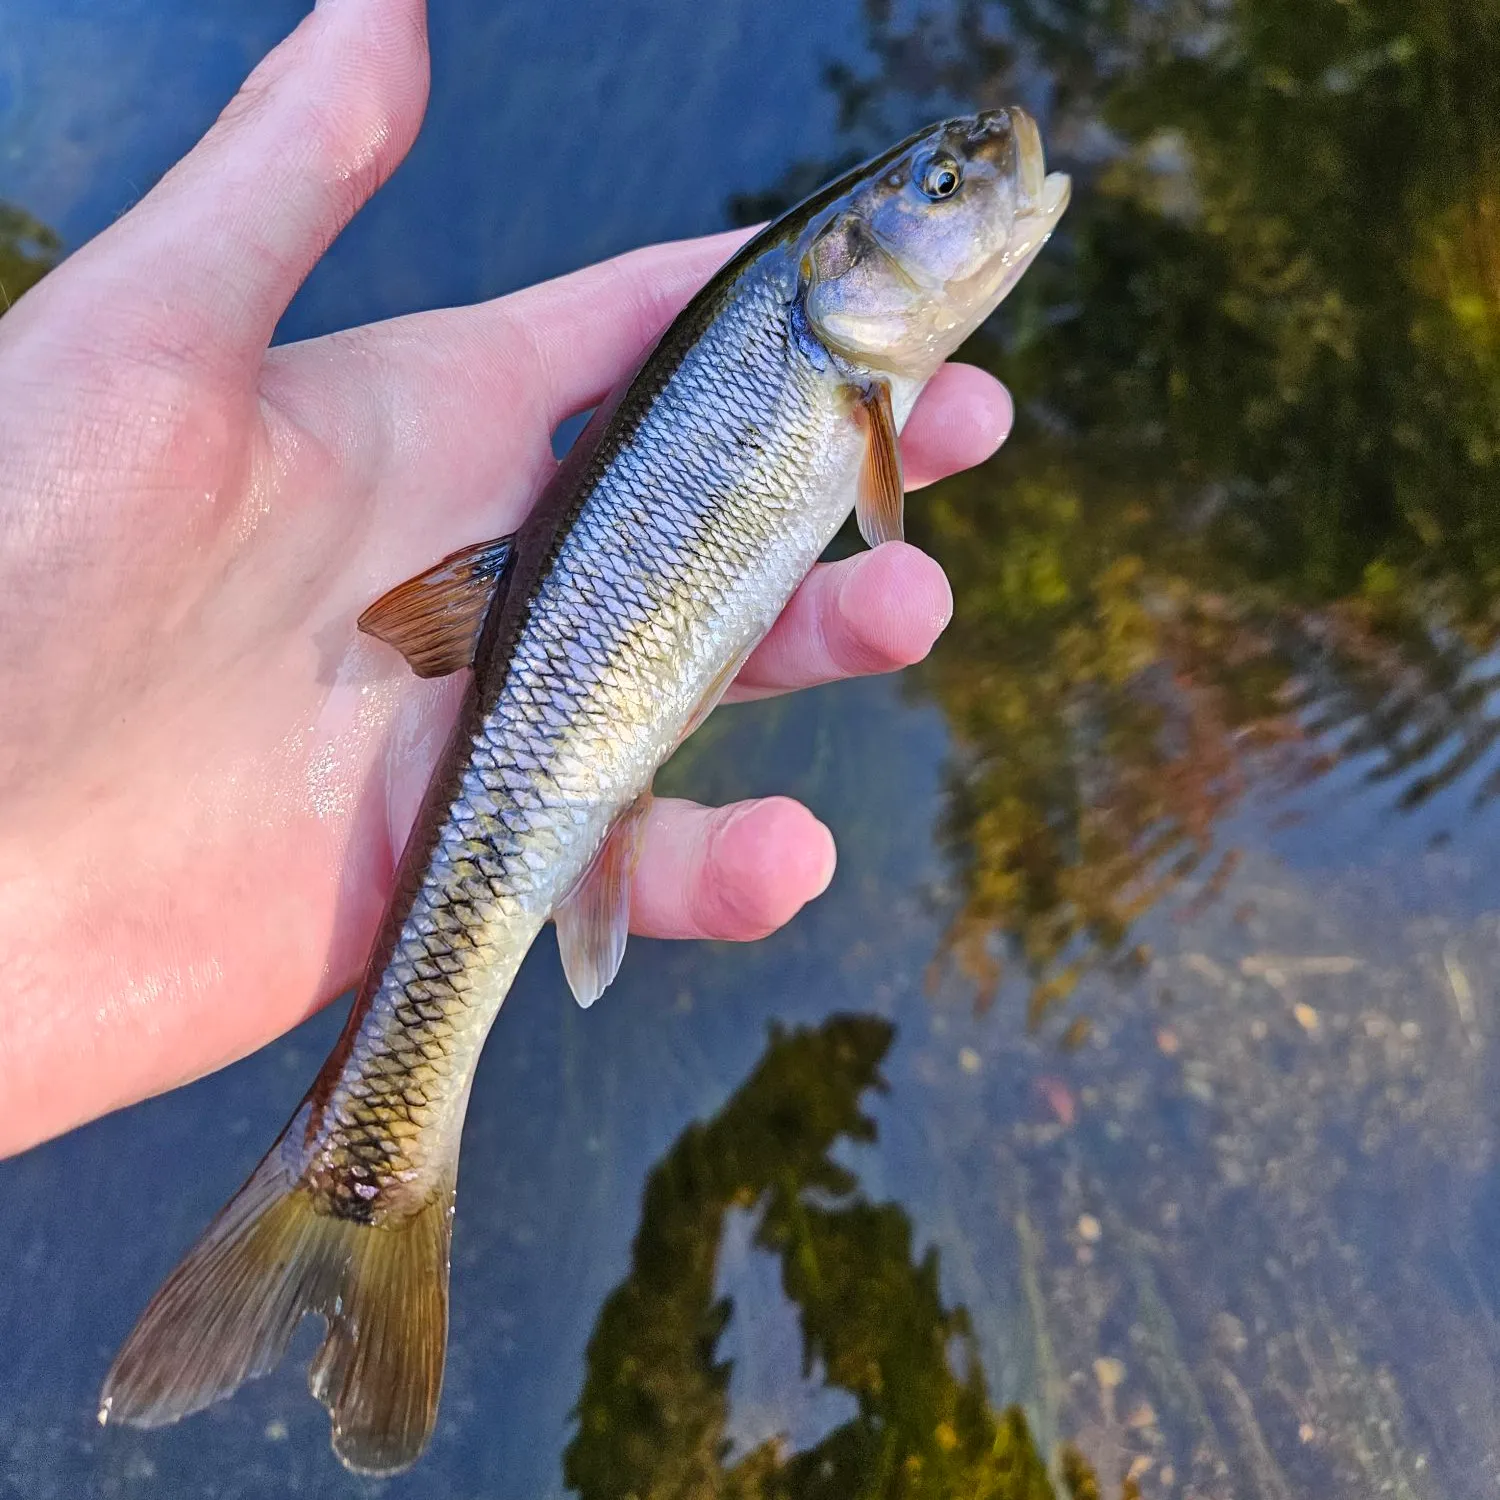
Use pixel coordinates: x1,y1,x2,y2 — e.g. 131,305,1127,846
956,105,1070,314
1011,106,1072,229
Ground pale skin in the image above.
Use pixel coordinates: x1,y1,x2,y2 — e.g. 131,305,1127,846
0,0,1014,1158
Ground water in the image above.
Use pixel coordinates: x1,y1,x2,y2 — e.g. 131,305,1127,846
3,0,1500,1495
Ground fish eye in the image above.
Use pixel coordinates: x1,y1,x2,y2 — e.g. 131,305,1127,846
917,153,962,201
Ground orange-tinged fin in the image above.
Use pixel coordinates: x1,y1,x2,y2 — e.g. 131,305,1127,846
556,788,653,1008
99,1131,456,1477
850,378,904,547
358,534,515,678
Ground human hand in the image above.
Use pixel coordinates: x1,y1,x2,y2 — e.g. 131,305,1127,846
0,0,1013,1156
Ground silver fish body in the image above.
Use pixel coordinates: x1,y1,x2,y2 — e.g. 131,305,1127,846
100,109,1071,1475
318,257,885,1205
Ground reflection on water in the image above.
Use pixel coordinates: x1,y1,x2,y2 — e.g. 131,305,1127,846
745,0,1500,1014
0,205,59,309
566,1015,1121,1498
3,0,1500,1496
718,2,1500,1494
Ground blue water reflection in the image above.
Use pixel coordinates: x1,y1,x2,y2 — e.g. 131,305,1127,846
1,0,859,334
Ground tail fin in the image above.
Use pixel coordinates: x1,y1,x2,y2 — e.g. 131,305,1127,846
99,1134,455,1476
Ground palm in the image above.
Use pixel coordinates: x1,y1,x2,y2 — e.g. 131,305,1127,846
0,0,1010,1157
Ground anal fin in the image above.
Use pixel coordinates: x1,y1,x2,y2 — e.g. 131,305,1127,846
556,789,653,1008
849,378,904,547
358,534,515,678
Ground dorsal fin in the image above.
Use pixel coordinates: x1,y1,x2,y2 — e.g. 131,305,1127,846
357,535,516,678
849,378,904,547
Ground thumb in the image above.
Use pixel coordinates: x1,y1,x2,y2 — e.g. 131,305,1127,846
65,0,430,370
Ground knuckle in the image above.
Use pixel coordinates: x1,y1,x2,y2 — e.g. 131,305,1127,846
210,2,430,219
823,569,894,678
688,807,779,941
212,15,315,138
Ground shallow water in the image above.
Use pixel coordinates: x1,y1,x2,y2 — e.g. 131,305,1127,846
4,0,1500,1495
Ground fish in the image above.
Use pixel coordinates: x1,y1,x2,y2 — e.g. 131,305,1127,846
97,109,1070,1474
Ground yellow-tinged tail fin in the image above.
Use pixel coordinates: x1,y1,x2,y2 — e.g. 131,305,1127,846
98,1132,455,1476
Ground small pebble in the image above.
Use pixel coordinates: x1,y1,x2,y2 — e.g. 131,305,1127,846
1078,1213,1102,1243
1293,1003,1319,1032
1037,1075,1077,1125
959,1047,981,1074
1211,1311,1248,1356
1060,1017,1092,1050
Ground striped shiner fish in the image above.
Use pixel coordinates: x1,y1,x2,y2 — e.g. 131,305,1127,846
99,109,1069,1473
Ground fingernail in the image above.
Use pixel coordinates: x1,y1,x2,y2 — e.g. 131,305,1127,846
932,575,955,634
994,385,1016,445
812,823,838,896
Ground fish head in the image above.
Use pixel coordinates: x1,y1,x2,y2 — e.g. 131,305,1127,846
801,108,1070,376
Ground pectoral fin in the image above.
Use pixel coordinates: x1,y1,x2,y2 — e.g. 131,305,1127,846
850,378,904,548
556,789,654,1008
357,535,515,678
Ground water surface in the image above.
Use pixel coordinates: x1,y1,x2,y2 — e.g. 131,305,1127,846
3,1,1500,1496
